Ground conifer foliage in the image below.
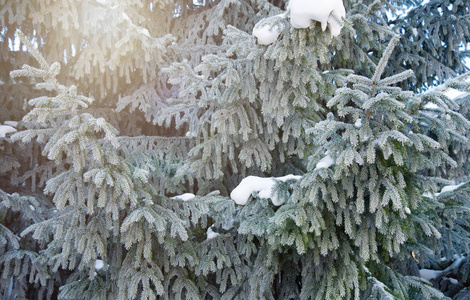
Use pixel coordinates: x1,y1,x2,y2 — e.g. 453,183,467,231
1,0,470,299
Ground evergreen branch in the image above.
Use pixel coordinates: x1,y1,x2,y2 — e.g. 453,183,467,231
371,35,401,91
366,35,401,120
14,30,49,70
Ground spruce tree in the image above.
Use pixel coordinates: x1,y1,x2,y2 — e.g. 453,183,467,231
1,0,470,299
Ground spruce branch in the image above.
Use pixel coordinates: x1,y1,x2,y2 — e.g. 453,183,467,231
14,30,49,70
10,30,60,92
371,35,401,93
366,35,401,120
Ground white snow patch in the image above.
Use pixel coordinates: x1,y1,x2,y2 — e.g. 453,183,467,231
276,174,303,182
405,207,411,214
446,89,466,100
422,192,434,198
424,79,469,100
185,131,197,138
172,193,196,201
95,260,104,270
439,183,464,194
253,14,286,45
423,183,465,198
0,125,17,138
315,154,335,170
420,255,466,281
253,23,282,45
424,102,440,110
29,205,35,211
3,121,18,127
230,174,301,206
443,277,459,285
412,28,418,36
453,92,470,101
419,269,441,281
354,118,362,128
288,0,346,37
206,227,219,240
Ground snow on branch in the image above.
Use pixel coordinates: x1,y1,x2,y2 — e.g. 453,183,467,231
0,125,17,138
315,154,335,170
230,175,301,206
252,13,287,45
172,193,196,201
288,0,345,36
253,0,346,45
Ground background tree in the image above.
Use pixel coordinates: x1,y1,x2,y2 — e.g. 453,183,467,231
1,0,470,299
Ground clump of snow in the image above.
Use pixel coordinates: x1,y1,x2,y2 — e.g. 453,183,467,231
253,13,286,45
424,102,440,110
185,131,197,138
354,118,362,128
422,191,434,198
253,24,281,45
230,174,301,206
4,121,18,127
405,207,411,214
443,277,459,285
419,269,441,281
439,183,464,194
412,28,418,36
206,227,219,240
0,125,16,138
453,92,470,101
172,193,196,201
95,260,104,270
29,205,35,211
315,154,335,170
446,89,466,100
419,255,466,282
423,182,466,198
288,0,345,37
